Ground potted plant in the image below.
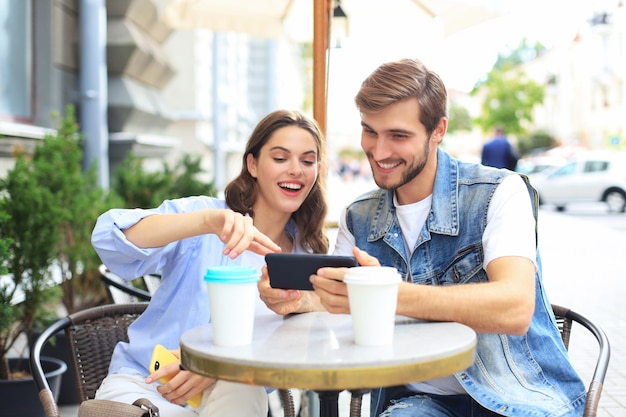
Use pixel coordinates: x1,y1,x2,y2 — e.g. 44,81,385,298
9,106,118,410
0,105,114,413
0,151,64,378
0,145,68,417
112,152,218,209
29,106,112,315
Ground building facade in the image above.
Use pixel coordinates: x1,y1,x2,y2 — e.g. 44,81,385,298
0,0,307,190
525,2,625,151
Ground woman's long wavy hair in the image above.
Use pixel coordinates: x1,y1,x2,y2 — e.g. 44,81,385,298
224,110,329,254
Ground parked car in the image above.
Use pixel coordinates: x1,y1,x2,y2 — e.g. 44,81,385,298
530,153,626,212
516,155,566,177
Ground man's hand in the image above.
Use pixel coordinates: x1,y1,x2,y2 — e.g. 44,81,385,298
311,247,380,314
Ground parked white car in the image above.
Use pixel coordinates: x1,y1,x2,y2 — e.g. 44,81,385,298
516,155,566,177
529,153,626,213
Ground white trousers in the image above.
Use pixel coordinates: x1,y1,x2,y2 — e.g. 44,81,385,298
95,372,268,417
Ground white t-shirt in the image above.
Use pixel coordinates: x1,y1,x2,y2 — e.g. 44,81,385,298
333,174,537,395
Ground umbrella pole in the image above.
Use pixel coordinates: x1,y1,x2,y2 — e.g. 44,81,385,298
313,0,330,136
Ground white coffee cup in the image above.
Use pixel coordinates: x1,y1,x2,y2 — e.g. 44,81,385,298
204,265,260,347
344,266,402,346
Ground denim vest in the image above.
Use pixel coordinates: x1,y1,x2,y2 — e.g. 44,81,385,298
346,149,586,417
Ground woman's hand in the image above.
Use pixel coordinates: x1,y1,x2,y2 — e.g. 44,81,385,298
122,209,281,256
206,209,281,258
258,265,323,314
146,351,216,406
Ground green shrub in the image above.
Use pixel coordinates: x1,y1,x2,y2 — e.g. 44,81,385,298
112,152,217,209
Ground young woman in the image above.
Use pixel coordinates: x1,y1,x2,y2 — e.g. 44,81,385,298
91,109,329,417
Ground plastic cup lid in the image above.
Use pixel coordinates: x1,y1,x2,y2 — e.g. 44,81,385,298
204,266,260,283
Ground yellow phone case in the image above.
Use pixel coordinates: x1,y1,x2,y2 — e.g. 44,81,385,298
149,344,202,408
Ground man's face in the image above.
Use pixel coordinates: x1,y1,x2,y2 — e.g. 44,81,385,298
360,98,441,200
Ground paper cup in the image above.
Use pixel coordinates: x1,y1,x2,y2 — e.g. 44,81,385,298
204,266,260,347
344,266,401,346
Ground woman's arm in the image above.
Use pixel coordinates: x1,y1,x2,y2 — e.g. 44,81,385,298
123,208,280,258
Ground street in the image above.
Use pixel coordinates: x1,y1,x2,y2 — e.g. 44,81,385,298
541,202,626,232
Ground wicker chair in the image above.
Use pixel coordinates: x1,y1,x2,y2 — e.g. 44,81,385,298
30,303,149,417
552,304,611,417
369,304,610,417
98,266,298,416
30,303,297,417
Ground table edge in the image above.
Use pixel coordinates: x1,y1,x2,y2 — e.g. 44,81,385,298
181,339,476,390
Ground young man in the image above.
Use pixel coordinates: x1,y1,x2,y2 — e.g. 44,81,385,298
260,59,586,416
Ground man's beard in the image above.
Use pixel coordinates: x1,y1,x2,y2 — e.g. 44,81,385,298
371,139,430,191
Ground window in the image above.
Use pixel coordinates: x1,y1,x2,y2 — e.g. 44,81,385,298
0,0,32,119
551,162,576,177
583,161,609,173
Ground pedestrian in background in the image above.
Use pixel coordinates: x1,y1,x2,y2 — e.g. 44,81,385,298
481,126,519,170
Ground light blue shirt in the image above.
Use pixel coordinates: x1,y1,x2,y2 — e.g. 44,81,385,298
91,196,303,376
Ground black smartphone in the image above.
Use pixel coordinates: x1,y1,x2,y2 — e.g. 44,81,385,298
266,253,358,291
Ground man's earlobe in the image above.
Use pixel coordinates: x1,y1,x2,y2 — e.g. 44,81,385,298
433,118,448,143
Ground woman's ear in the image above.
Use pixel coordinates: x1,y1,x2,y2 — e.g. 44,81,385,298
247,153,258,178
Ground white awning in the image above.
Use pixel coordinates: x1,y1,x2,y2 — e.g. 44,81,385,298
155,0,504,40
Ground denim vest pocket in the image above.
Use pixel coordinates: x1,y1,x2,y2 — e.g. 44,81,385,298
435,245,485,285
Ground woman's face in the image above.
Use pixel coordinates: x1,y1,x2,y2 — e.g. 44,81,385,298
247,125,319,216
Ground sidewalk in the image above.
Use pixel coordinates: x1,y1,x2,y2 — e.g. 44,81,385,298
538,210,625,417
58,208,624,416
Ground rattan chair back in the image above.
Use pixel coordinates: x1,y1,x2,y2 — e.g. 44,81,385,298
30,303,148,417
68,304,147,400
551,304,611,417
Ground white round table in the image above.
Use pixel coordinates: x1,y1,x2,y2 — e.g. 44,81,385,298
180,312,476,417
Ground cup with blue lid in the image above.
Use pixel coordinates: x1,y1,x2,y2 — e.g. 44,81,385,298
204,265,261,346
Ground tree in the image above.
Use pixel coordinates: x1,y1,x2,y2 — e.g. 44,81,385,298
0,152,62,379
517,130,558,155
447,101,473,134
169,154,218,201
472,69,544,136
30,107,112,313
471,38,546,136
112,153,217,209
111,153,172,209
492,38,546,71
